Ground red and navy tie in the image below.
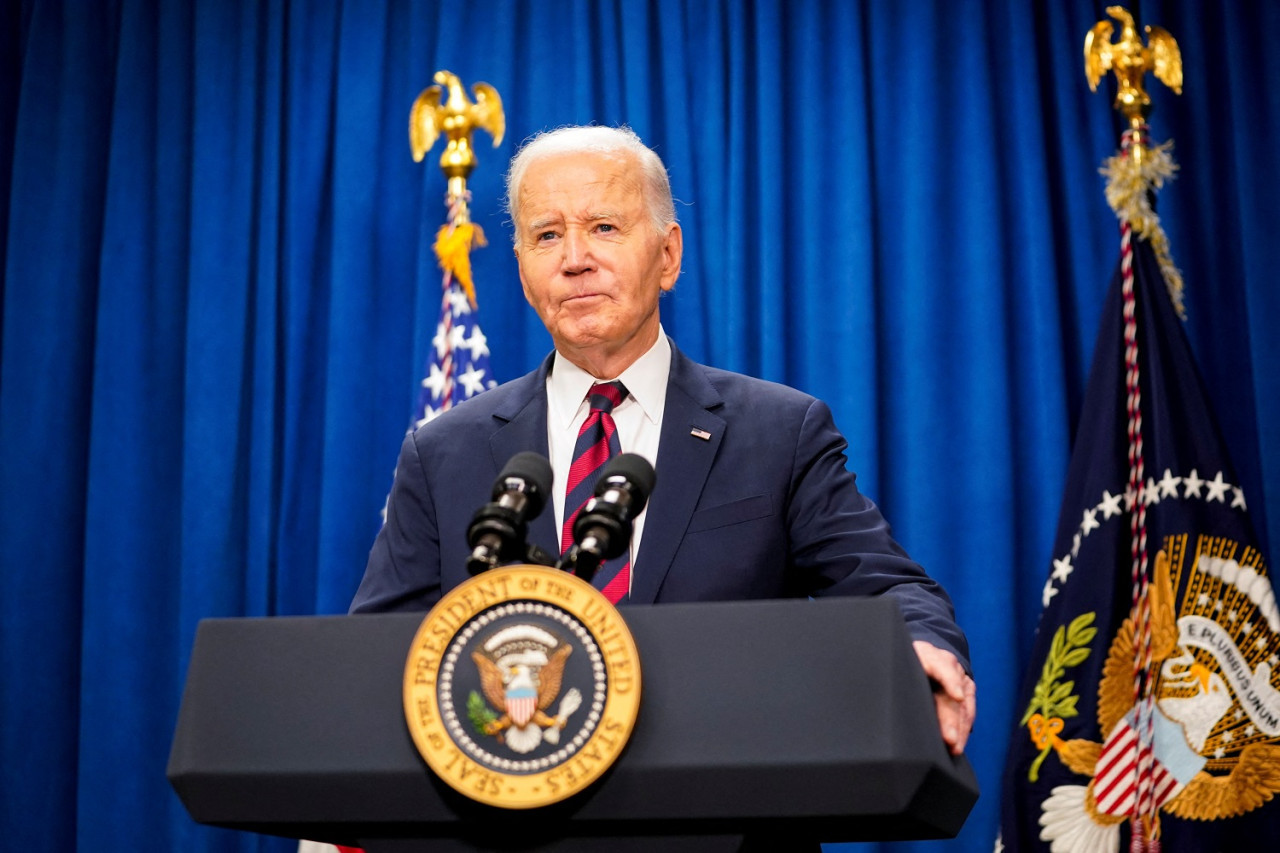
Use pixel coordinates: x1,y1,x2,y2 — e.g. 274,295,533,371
562,381,630,602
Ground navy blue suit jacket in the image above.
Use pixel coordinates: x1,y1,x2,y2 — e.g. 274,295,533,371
351,342,969,668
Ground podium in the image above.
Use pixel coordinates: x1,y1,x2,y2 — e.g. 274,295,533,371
168,597,978,851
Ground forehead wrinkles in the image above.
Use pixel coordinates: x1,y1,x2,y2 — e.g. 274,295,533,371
516,157,647,229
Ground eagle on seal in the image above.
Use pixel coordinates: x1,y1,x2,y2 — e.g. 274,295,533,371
473,642,580,754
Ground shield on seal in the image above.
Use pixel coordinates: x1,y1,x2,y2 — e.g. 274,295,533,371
505,684,537,727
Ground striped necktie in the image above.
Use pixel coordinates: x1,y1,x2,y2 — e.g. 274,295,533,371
562,381,630,602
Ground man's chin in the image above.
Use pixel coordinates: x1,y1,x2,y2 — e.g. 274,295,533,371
555,329,614,353
552,314,617,345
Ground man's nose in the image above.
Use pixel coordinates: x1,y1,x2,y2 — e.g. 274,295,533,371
560,230,595,274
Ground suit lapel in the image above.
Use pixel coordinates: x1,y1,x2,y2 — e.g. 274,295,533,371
488,354,558,554
629,344,724,603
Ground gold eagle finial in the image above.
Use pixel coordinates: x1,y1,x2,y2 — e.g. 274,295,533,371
1085,6,1182,128
409,70,505,169
1085,6,1187,316
409,71,505,224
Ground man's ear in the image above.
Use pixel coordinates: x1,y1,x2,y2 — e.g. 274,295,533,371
659,222,683,292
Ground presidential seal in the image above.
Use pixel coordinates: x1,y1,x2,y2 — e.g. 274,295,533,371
403,565,641,808
1024,535,1280,851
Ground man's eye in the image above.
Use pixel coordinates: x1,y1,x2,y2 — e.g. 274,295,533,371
596,223,615,233
536,231,558,241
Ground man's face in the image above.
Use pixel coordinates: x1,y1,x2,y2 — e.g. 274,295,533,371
514,150,682,375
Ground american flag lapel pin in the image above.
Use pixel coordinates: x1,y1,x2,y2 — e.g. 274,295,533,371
690,427,712,441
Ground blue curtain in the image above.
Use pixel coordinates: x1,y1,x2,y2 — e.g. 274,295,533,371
2,1,1275,850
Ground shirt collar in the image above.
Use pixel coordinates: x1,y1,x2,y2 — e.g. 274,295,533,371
548,329,671,431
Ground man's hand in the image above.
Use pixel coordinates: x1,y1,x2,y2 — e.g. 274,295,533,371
913,640,976,756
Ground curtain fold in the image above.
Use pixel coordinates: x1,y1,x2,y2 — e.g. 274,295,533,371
2,2,1275,850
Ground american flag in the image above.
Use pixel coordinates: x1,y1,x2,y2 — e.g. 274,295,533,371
412,274,496,429
378,218,497,527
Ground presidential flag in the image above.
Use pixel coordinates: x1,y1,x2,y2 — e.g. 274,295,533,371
998,138,1280,851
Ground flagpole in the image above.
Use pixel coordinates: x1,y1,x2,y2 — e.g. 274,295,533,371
1085,8,1184,852
407,70,505,426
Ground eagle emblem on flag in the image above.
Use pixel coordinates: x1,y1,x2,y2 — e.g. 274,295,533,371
469,624,582,754
1027,538,1280,851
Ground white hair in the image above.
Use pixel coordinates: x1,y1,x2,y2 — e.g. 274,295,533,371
504,125,677,242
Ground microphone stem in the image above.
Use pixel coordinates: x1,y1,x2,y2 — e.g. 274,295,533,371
571,537,605,581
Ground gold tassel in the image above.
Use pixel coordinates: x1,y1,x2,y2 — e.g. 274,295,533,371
433,222,488,309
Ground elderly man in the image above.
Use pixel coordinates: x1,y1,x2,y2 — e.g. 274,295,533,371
351,125,975,754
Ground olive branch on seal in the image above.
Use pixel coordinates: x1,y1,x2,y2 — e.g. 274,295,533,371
1020,612,1097,782
467,690,498,735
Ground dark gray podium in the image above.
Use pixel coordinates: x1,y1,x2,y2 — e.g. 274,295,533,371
168,597,978,851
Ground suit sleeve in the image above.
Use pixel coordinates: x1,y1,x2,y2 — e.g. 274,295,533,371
349,431,444,613
789,398,971,671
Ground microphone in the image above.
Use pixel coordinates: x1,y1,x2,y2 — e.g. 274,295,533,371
466,452,553,575
564,453,656,582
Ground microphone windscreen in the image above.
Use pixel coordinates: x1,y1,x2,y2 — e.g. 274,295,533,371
598,452,656,500
495,451,554,515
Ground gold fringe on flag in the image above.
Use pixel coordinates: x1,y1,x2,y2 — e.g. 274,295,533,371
1100,138,1187,319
